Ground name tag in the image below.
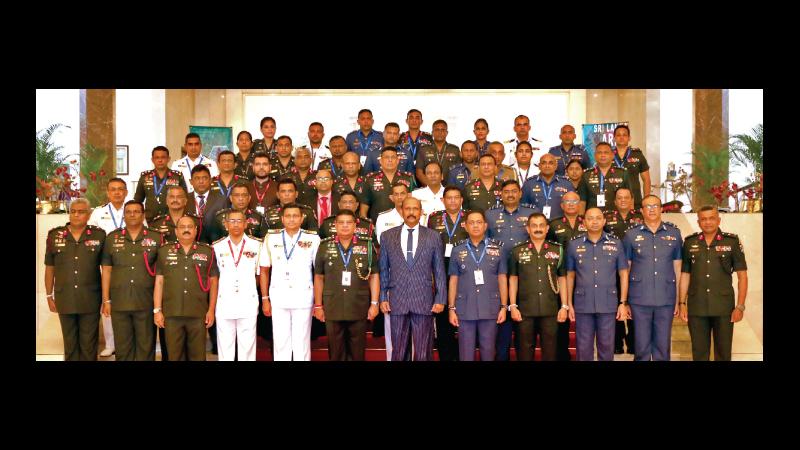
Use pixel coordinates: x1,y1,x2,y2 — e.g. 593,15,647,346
474,270,484,285
342,271,351,286
360,155,367,166
445,244,453,257
256,206,265,215
543,206,552,219
597,195,606,208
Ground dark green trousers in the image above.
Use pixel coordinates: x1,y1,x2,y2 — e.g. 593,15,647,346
518,316,558,361
111,310,156,361
165,316,207,361
688,315,734,361
58,312,100,361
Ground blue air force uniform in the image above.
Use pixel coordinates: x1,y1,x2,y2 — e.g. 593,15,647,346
521,175,575,220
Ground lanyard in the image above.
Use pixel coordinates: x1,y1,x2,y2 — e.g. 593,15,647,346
435,142,447,165
516,165,531,182
329,160,340,178
337,242,354,269
467,238,488,266
185,155,204,172
227,238,245,268
407,133,420,159
108,204,124,229
253,180,270,204
597,168,606,193
443,210,462,241
282,230,303,261
153,173,169,198
359,131,373,154
540,179,554,204
614,147,632,169
218,179,232,198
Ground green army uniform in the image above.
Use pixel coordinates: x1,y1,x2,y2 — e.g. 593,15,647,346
362,171,416,223
209,208,266,242
263,203,319,232
415,142,462,182
577,166,632,212
133,169,187,223
156,241,219,361
612,147,650,209
463,178,503,213
427,209,469,262
318,215,377,242
507,239,566,361
101,227,164,361
318,159,344,180
332,176,369,207
268,155,295,180
604,209,643,240
234,151,256,179
149,212,202,243
288,168,318,209
681,229,748,361
209,174,249,205
314,236,379,361
547,215,587,247
45,224,107,361
252,139,276,158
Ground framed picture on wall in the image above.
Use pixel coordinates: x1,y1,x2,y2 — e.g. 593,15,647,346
116,145,129,175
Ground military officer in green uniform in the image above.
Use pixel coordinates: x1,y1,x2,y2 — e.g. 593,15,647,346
252,116,277,157
209,183,266,242
361,147,416,223
149,186,202,243
268,135,296,180
100,201,164,361
545,190,586,361
263,178,319,231
317,136,347,180
313,210,380,361
153,215,219,361
209,150,249,207
507,212,569,361
133,146,187,223
233,130,256,179
287,146,318,208
679,205,748,361
463,154,504,213
415,119,462,186
612,125,651,210
318,190,377,242
577,142,632,214
332,151,368,206
44,198,107,361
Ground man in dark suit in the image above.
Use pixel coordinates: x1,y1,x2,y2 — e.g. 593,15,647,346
379,197,447,361
185,165,227,245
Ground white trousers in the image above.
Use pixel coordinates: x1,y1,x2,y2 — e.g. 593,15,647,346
384,312,392,361
272,307,312,361
216,317,257,361
102,315,114,350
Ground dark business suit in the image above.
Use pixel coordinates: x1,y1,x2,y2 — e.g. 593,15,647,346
379,224,447,361
186,190,226,244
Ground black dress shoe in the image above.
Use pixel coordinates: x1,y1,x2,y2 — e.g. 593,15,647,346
614,348,624,354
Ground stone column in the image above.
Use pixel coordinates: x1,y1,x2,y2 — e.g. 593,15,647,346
79,89,115,206
692,89,729,210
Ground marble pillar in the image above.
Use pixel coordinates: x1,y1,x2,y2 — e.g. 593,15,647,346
79,89,115,206
692,89,729,210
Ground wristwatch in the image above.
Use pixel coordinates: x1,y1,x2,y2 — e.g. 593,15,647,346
153,307,162,314
561,304,570,310
735,304,746,312
370,301,378,305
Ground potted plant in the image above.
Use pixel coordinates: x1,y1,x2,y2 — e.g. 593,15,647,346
79,143,111,207
730,124,763,211
36,124,81,213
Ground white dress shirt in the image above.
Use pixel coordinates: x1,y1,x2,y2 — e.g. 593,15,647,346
88,202,126,233
306,144,332,171
193,191,211,216
400,223,421,259
172,155,219,193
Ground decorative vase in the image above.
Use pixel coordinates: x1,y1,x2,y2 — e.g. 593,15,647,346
38,200,57,214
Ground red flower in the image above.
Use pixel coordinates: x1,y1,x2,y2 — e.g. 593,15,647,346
99,169,106,177
80,188,87,193
89,172,97,181
70,160,77,164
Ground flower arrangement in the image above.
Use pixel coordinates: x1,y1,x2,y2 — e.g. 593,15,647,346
36,161,85,202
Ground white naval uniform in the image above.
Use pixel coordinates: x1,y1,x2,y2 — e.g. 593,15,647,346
171,155,219,194
502,137,548,170
509,163,538,185
411,185,445,217
259,229,320,361
375,208,427,360
89,202,128,352
301,144,332,171
212,235,262,361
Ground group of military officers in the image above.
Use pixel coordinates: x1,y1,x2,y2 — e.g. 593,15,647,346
44,111,748,362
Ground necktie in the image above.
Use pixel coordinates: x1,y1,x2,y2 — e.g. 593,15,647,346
320,196,329,222
406,228,415,266
198,194,206,216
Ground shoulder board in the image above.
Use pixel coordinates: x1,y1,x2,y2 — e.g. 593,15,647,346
140,169,155,177
428,210,444,219
150,214,167,222
583,167,594,173
546,239,562,248
487,204,504,210
159,240,175,248
663,221,678,229
377,209,394,216
686,231,702,239
549,216,564,225
519,203,535,210
570,232,587,241
402,171,414,177
358,236,373,242
100,202,111,208
301,229,318,235
268,229,283,234
87,225,103,232
358,216,373,223
245,234,263,243
454,238,468,247
625,223,640,232
320,236,335,243
170,169,182,175
504,139,515,143
146,227,162,234
512,241,528,250
185,212,200,219
212,236,228,246
721,232,739,239
216,208,232,218
531,137,543,142
196,241,212,248
322,216,335,225
107,228,123,236
631,147,642,152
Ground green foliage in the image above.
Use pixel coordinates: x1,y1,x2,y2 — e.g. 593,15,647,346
730,124,763,182
36,123,70,181
79,143,110,207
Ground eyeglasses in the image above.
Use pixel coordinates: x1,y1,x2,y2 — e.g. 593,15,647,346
562,200,580,205
70,210,89,215
642,204,661,210
316,177,332,182
226,219,245,224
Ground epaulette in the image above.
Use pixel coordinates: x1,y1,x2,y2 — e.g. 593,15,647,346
215,208,232,218
87,225,103,233
519,203,535,210
487,203,504,210
401,171,414,177
504,138,515,143
146,226,162,234
721,231,739,240
488,238,504,247
548,216,564,225
196,241,212,248
662,221,679,229
301,229,318,235
686,231,702,239
212,236,228,246
150,214,167,223
428,210,445,219
377,209,394,216
546,239,562,248
624,223,640,233
583,167,595,173
512,241,529,250
570,232,587,241
245,233,263,243
454,238,468,247
357,216,374,223
140,169,153,176
159,240,174,248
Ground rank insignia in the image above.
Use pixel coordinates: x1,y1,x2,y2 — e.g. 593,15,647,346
635,235,645,242
715,246,731,252
192,253,208,261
